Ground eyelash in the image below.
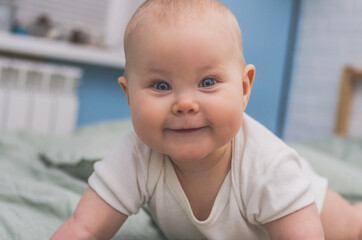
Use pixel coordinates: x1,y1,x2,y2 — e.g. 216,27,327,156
152,81,171,91
198,78,218,88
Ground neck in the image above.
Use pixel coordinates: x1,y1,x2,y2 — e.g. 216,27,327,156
171,141,232,181
171,142,233,221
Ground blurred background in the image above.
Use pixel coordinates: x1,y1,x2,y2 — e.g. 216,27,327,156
2,2,362,238
0,0,361,141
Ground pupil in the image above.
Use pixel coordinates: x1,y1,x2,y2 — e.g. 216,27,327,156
157,82,168,90
203,78,214,87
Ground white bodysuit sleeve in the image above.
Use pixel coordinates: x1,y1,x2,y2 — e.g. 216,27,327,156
245,149,316,225
88,131,151,216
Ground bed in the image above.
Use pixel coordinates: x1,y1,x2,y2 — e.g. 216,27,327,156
0,120,167,239
0,67,361,239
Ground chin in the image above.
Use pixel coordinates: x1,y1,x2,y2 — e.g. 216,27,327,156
167,146,210,162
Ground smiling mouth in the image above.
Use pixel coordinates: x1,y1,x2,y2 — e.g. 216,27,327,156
168,127,206,134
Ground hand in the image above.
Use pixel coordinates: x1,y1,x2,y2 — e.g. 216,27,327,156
51,186,128,240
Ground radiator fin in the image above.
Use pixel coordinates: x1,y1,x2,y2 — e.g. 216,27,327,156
0,57,82,136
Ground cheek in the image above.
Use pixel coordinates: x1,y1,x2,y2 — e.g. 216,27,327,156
129,93,169,142
205,89,243,134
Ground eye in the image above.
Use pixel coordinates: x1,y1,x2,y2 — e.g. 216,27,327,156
152,81,171,91
199,78,217,88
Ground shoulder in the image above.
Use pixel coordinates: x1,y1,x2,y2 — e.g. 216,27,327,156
233,114,314,224
103,129,162,169
107,129,164,183
238,113,298,173
89,129,164,214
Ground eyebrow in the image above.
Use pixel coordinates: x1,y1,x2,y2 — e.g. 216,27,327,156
146,68,170,76
146,62,225,76
197,63,227,75
197,64,216,72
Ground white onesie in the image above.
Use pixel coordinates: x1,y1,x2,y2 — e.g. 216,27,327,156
89,113,327,240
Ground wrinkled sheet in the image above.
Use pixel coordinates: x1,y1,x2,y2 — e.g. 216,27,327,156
290,138,362,203
1,121,361,239
0,126,165,240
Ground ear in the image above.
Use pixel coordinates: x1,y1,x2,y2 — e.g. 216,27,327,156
242,64,255,110
118,76,130,105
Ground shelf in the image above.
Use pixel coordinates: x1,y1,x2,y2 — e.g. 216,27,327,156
0,32,125,69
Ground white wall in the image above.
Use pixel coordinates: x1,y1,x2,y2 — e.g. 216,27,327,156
14,0,144,49
105,0,145,49
285,0,362,141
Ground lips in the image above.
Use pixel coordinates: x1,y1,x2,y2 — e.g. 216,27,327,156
167,126,206,134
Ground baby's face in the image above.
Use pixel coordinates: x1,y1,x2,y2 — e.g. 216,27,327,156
121,15,254,164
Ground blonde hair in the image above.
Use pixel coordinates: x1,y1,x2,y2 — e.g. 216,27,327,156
124,0,245,76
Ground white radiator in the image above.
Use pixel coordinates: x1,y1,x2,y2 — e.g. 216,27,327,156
0,57,82,136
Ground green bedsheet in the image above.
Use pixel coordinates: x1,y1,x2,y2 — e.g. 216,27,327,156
0,120,166,240
0,120,361,239
289,138,362,203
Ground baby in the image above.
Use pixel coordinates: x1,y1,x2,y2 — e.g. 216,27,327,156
52,0,362,239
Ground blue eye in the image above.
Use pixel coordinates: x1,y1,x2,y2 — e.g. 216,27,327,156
153,81,171,91
199,78,217,88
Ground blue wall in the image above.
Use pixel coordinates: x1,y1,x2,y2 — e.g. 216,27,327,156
220,0,295,135
75,64,129,126
73,1,297,136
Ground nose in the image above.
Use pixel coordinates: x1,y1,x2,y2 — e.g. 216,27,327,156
172,96,200,115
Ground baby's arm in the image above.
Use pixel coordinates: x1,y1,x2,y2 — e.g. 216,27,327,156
264,203,324,240
51,186,127,240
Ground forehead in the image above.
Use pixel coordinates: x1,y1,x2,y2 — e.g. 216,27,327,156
126,13,242,71
141,11,233,42
129,5,239,43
